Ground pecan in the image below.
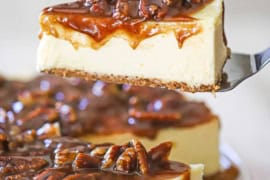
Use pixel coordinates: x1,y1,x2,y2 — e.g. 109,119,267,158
73,153,100,169
18,91,34,106
129,108,182,123
90,146,110,157
148,4,159,17
113,0,129,20
131,139,149,174
138,0,150,18
162,0,174,6
37,122,61,139
18,107,59,125
64,173,97,180
89,0,108,15
116,147,137,173
15,130,37,144
34,168,67,180
101,145,121,169
148,142,172,162
56,103,77,123
54,149,77,167
18,90,52,106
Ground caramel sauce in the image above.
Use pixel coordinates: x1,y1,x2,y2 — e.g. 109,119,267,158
41,0,213,49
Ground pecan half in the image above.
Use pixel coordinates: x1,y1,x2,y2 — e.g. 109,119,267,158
34,168,67,180
73,153,100,169
113,0,129,19
129,108,182,123
101,145,121,169
37,122,61,139
54,149,77,167
148,142,172,162
116,147,137,173
131,139,149,174
90,146,110,157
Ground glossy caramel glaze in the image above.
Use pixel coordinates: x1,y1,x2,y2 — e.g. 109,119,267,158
41,0,213,49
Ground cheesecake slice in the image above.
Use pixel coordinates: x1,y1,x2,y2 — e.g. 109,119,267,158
38,0,229,92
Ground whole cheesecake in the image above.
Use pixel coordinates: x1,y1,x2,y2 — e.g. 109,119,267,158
0,75,238,179
37,0,229,92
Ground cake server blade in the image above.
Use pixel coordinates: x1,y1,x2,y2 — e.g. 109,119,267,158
218,47,270,92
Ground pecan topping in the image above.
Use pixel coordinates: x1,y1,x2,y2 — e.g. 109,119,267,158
0,157,48,178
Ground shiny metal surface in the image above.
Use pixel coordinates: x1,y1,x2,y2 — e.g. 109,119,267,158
219,48,270,92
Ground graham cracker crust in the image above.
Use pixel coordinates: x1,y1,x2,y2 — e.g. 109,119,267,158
42,68,221,93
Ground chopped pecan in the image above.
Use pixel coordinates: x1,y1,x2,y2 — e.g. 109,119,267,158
116,147,137,173
73,153,100,169
101,145,121,169
131,139,149,174
148,142,172,162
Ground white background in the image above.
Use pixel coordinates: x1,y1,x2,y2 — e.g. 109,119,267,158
0,1,270,179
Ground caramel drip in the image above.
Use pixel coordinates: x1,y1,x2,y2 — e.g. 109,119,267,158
40,13,200,49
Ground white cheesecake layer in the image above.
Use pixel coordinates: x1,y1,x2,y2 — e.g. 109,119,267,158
38,0,227,88
81,118,219,176
190,164,204,180
170,164,204,180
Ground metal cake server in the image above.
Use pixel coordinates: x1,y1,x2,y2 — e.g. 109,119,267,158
219,47,270,92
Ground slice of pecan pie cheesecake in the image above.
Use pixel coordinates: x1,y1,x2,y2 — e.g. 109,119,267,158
38,0,229,92
0,75,239,179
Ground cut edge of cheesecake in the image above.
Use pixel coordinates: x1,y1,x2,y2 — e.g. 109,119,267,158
38,0,229,92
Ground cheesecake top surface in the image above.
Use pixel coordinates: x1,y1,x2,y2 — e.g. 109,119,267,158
40,0,217,48
0,135,191,179
0,75,216,139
